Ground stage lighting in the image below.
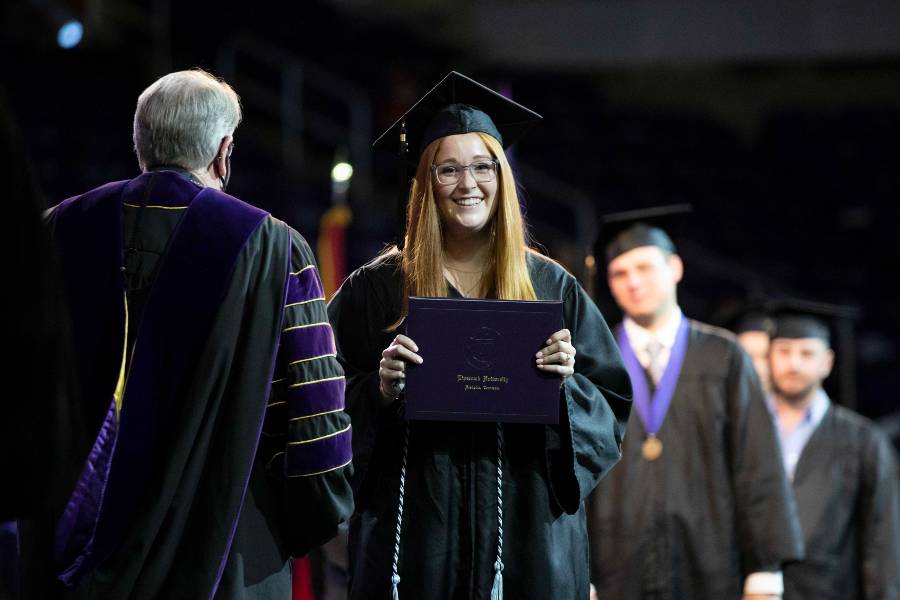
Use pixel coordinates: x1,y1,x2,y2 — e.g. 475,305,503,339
56,19,83,49
331,162,353,183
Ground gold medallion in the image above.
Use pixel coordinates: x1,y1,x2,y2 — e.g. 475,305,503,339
642,435,663,461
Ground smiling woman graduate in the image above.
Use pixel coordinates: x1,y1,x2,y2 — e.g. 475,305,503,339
327,72,632,600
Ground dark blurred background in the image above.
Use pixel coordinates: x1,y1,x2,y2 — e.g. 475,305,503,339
4,0,899,435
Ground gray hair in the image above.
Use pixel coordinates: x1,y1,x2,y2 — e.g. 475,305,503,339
133,69,242,171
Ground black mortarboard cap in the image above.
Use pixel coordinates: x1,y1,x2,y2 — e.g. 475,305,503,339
373,71,543,164
725,297,776,336
767,297,861,408
599,204,693,264
734,311,776,336
769,298,859,345
375,72,542,248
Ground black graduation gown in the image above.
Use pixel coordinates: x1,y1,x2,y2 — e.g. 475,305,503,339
784,405,900,600
327,251,632,600
588,320,804,600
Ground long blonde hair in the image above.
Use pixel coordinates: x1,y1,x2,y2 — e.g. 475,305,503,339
389,132,537,326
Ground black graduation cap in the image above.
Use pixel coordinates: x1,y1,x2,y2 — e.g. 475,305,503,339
598,203,693,264
722,296,775,336
768,298,860,345
734,310,776,336
373,71,543,164
765,297,861,407
375,72,542,247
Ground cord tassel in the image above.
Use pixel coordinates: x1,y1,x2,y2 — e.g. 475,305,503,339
490,559,504,600
391,573,401,600
390,423,410,600
491,423,505,600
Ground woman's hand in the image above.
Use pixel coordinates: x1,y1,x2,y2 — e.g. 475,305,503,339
378,334,423,405
536,328,576,379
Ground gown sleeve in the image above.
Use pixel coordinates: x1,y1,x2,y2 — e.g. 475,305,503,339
547,279,633,514
259,227,355,556
859,427,900,600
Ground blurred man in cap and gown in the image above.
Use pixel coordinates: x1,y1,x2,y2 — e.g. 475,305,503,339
767,304,899,599
734,309,776,395
587,205,804,600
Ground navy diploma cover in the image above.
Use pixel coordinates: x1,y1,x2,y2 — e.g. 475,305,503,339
405,296,563,424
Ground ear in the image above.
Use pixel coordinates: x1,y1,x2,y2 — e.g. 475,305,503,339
821,348,835,379
667,253,684,284
211,135,233,179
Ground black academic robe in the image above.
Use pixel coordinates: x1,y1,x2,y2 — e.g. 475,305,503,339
327,251,632,600
588,320,804,600
784,405,900,600
19,172,354,600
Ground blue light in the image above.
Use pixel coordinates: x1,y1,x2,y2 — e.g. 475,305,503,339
57,21,83,49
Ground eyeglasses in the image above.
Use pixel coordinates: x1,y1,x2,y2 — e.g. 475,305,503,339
432,159,499,185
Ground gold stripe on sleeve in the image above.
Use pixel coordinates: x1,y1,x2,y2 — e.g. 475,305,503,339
285,297,326,308
287,375,344,389
287,353,336,367
289,408,343,422
286,457,353,478
288,424,351,445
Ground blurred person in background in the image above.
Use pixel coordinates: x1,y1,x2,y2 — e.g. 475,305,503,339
587,207,804,600
735,310,776,395
768,310,899,599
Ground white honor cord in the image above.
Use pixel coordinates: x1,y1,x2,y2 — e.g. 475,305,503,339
490,423,505,600
390,423,410,600
390,422,506,600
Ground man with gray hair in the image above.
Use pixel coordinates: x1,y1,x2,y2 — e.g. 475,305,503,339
19,69,354,599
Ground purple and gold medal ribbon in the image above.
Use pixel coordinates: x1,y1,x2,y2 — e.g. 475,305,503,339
616,316,690,436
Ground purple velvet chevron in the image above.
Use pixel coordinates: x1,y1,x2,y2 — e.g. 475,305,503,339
287,378,346,419
285,427,352,476
286,266,325,304
277,325,336,373
271,263,350,476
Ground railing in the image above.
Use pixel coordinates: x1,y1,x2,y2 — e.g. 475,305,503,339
217,34,373,199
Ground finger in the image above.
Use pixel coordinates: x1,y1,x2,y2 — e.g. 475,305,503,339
537,340,576,358
384,343,423,364
393,334,419,353
378,366,405,381
380,357,407,373
544,328,571,346
542,351,572,365
536,362,575,377
557,341,576,358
